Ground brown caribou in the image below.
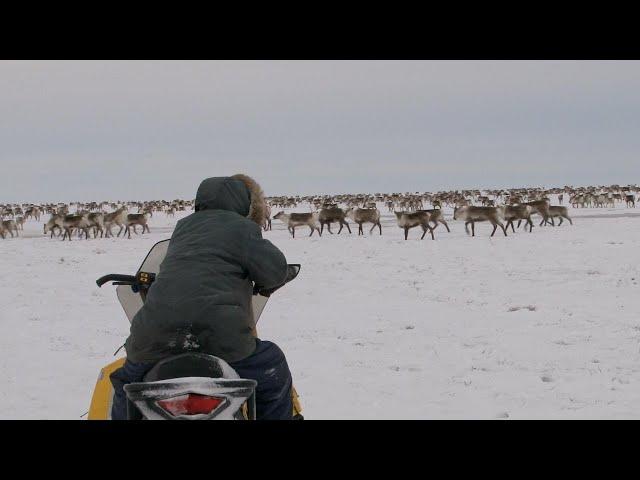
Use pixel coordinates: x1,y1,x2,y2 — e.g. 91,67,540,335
394,211,435,240
453,206,507,237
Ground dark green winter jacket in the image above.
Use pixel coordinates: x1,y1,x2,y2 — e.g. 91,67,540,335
124,175,288,363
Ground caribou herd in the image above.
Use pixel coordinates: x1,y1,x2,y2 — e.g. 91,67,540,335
266,184,636,239
1,200,191,240
0,184,637,241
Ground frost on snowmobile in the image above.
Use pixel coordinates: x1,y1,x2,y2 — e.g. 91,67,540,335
89,239,302,420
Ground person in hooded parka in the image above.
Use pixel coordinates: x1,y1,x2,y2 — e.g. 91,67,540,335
110,174,294,420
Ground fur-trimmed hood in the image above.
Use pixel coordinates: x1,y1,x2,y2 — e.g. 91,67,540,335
230,174,267,226
194,174,266,226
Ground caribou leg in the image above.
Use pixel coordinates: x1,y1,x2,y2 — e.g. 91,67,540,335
420,224,435,240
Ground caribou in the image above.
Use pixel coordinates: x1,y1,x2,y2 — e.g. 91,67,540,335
625,194,635,208
394,211,435,240
499,204,534,233
85,212,105,238
104,207,128,238
417,209,450,232
542,206,573,226
318,207,351,234
263,204,272,231
1,219,19,238
273,211,321,238
44,214,64,238
124,213,151,239
522,199,551,227
345,208,382,236
61,215,91,241
14,216,25,231
3,219,19,237
453,206,507,237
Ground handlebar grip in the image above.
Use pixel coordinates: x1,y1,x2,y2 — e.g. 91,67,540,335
286,264,301,282
253,264,301,297
96,274,137,287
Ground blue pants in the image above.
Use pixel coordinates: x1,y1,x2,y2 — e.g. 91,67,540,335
110,339,293,420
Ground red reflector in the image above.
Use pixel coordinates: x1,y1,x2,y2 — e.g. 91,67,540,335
157,393,224,416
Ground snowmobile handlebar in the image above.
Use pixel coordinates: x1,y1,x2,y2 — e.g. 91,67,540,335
96,274,138,287
97,264,300,294
253,264,301,297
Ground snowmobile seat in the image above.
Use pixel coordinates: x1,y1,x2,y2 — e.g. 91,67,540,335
143,352,240,382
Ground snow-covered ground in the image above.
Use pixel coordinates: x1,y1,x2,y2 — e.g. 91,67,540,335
2,197,640,419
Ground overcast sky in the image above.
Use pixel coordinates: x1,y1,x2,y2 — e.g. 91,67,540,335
1,60,639,202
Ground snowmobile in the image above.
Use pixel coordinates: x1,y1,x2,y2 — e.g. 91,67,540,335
87,239,303,420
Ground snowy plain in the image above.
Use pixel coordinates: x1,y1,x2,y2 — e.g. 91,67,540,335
1,196,640,419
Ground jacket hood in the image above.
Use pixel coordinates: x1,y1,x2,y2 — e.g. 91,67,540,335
195,174,266,226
